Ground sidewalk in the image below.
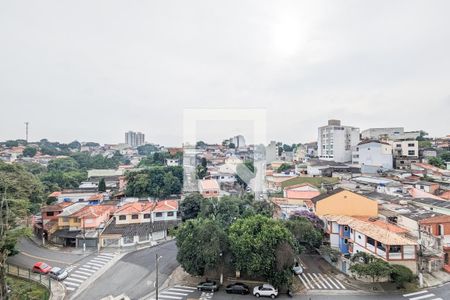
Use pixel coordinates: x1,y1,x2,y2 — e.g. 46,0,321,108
423,270,450,288
28,235,96,255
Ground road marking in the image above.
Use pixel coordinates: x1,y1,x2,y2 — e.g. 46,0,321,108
98,253,115,258
64,281,81,287
330,275,346,289
298,274,312,289
65,277,84,283
157,295,182,299
86,262,104,268
78,267,96,273
404,291,429,297
312,273,327,289
169,288,193,293
70,273,88,280
410,294,435,300
306,273,321,289
317,273,333,289
300,273,313,289
161,291,188,296
84,264,101,270
92,257,110,263
73,270,92,276
66,286,76,291
174,285,196,290
324,274,341,289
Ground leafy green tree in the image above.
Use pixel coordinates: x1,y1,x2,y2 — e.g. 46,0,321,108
5,140,19,148
137,144,159,156
440,151,450,162
125,166,183,198
277,163,292,173
285,216,323,249
350,252,392,282
98,178,106,192
68,140,81,150
21,162,46,175
390,264,414,288
176,218,228,276
0,161,45,297
196,165,208,179
47,157,80,172
229,143,236,149
22,147,37,157
416,130,429,141
228,215,296,289
180,193,204,221
428,157,446,169
200,197,241,228
418,140,432,148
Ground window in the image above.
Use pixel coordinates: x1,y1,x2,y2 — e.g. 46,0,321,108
167,212,174,217
408,150,415,156
396,144,401,148
408,143,415,147
155,212,163,217
377,242,386,252
143,213,151,219
46,211,54,217
389,245,401,253
119,215,126,220
123,236,134,244
367,236,375,246
420,185,425,190
344,226,349,231
344,239,348,244
131,214,138,220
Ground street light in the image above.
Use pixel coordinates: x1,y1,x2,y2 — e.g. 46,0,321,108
219,252,223,285
155,253,163,300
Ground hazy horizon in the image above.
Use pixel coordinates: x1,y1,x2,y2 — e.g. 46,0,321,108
1,1,449,146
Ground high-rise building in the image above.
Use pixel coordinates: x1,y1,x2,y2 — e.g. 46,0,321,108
125,131,145,147
318,119,360,162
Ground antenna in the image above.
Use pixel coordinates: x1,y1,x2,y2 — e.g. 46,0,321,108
25,122,29,143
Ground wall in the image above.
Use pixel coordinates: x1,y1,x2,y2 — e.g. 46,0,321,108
316,190,378,217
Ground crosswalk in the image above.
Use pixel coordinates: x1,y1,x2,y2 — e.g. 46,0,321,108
403,290,443,300
149,285,197,300
63,252,117,292
297,272,346,290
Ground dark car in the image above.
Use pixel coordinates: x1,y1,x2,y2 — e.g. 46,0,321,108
225,282,250,294
197,281,219,292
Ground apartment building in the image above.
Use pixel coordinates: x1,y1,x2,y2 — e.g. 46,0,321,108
318,120,360,163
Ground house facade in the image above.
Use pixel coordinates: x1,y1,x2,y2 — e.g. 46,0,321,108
198,179,220,198
352,140,393,173
312,189,378,217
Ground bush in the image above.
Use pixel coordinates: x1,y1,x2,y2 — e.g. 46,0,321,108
390,264,414,288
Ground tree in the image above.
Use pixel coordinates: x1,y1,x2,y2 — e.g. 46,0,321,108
350,253,392,282
68,141,81,150
285,216,323,249
180,193,204,221
0,162,44,298
176,218,228,276
416,131,428,141
98,178,106,192
418,140,432,148
22,146,37,157
390,264,414,288
196,165,208,180
137,144,158,156
229,143,236,149
5,140,19,148
428,157,446,169
440,151,450,162
125,166,183,198
47,157,80,173
228,215,296,289
277,163,292,173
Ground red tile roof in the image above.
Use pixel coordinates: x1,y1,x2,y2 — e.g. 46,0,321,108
88,194,104,201
420,215,450,225
48,191,62,198
153,200,178,212
71,205,115,218
41,202,73,212
115,202,153,214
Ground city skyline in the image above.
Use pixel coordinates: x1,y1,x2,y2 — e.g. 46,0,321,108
1,1,449,145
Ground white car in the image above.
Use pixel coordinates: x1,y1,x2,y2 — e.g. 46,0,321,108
253,284,278,298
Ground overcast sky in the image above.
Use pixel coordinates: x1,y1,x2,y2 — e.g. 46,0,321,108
1,1,449,146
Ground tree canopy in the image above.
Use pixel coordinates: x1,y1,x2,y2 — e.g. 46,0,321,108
22,146,37,157
125,166,183,198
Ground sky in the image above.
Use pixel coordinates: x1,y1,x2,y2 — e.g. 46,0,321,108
0,0,449,146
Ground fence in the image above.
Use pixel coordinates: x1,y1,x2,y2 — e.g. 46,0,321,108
6,263,51,300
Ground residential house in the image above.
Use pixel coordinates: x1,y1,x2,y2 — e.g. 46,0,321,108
419,215,450,273
51,202,88,246
324,215,418,275
48,189,100,203
411,163,450,179
100,200,180,248
391,141,419,170
35,202,73,239
352,140,393,174
272,184,320,219
312,188,378,217
165,158,180,166
414,181,440,194
198,179,220,198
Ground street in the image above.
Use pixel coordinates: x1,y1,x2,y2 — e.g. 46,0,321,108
75,240,179,300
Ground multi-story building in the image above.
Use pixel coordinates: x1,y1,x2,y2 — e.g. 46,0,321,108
390,140,419,170
361,127,420,141
318,120,360,163
352,140,393,173
125,131,145,147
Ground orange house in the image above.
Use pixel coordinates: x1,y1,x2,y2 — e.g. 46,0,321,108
312,188,378,217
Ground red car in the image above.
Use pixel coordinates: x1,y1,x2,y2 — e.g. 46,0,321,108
32,262,52,274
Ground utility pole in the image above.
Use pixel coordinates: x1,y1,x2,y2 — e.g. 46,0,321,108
155,253,162,300
24,122,29,143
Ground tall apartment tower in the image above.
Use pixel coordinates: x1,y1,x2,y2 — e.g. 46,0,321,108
125,131,145,147
318,119,360,162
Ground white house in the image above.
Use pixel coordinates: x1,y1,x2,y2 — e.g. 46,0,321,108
352,140,393,173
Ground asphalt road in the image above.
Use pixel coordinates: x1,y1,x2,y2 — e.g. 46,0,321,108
7,238,92,270
75,240,179,300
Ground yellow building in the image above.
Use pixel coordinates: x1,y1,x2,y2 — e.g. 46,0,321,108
313,188,378,217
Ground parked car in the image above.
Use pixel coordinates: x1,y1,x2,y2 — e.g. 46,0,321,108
49,267,68,281
253,284,278,298
292,265,304,275
32,262,52,274
225,282,250,294
197,281,219,292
